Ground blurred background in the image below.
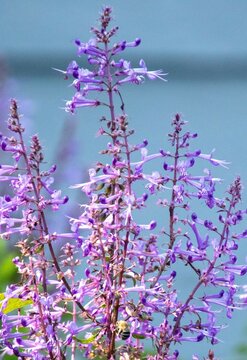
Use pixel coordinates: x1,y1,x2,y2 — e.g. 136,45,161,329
1,1,247,358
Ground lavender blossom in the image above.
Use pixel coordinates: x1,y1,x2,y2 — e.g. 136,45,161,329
0,6,246,360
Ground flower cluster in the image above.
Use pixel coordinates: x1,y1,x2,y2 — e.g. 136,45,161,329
0,6,247,360
55,7,166,114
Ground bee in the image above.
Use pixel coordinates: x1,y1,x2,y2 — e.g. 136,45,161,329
116,320,131,340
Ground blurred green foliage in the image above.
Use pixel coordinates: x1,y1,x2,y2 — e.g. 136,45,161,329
235,331,247,358
0,239,18,359
0,239,19,291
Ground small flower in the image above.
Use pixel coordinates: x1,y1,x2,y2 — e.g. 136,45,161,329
65,94,100,113
198,150,230,168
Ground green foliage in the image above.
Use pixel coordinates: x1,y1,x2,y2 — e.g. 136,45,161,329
236,344,247,354
0,355,16,360
0,239,18,291
0,294,33,314
73,332,99,345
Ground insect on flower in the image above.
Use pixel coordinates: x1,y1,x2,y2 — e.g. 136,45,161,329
116,320,131,340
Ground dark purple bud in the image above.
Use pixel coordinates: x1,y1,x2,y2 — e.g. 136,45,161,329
160,149,169,156
135,226,140,236
150,221,157,230
236,212,243,221
113,41,126,54
12,257,19,264
171,270,176,278
1,141,7,150
13,348,20,356
229,242,238,250
211,337,219,345
187,240,192,249
230,255,237,264
75,39,81,46
189,158,195,167
143,193,148,201
120,41,126,50
135,139,148,149
185,150,201,157
63,196,69,204
242,230,247,237
163,162,168,170
21,319,27,327
191,213,197,222
141,297,147,305
66,336,73,346
83,247,90,257
4,195,11,202
77,237,82,247
73,70,79,79
241,267,247,275
85,268,90,277
219,289,224,297
50,164,57,173
197,333,204,342
104,6,111,12
135,38,141,46
219,214,225,223
204,220,213,229
170,252,176,264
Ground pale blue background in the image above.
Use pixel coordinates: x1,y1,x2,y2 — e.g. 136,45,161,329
1,1,247,359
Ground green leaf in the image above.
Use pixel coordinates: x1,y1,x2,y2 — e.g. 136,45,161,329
73,333,98,344
0,296,33,314
1,253,18,277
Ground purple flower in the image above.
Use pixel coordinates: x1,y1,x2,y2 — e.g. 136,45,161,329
65,95,100,113
1,7,247,360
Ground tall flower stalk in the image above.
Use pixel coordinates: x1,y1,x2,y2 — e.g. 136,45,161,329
0,6,247,360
